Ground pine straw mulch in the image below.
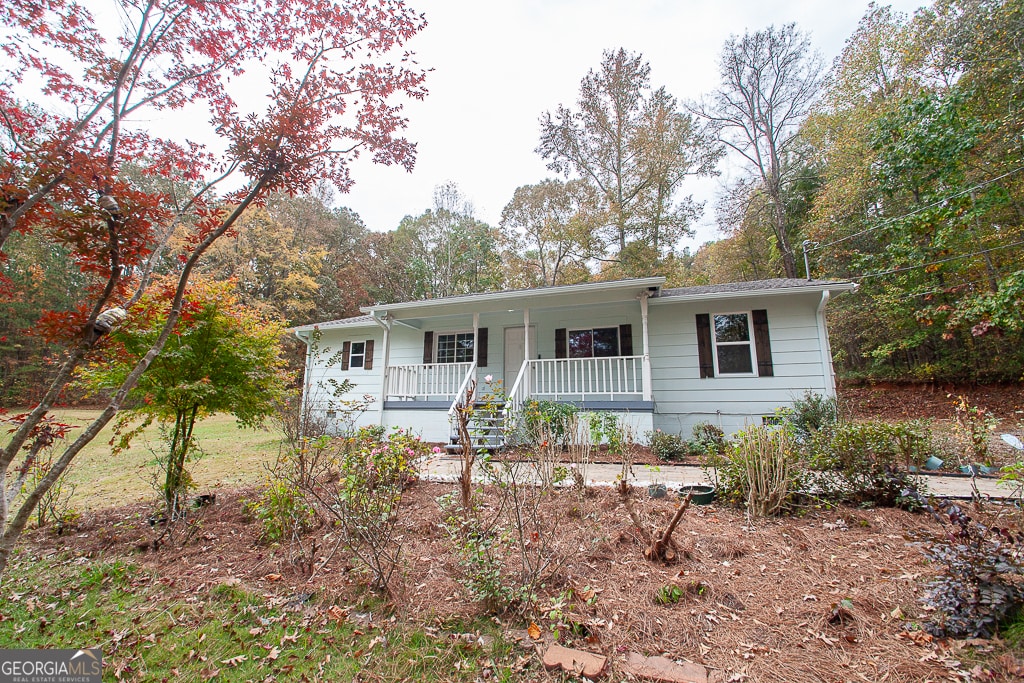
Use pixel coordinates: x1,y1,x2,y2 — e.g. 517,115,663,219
22,481,1024,682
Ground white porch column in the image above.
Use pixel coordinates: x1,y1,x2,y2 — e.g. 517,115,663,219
523,308,530,395
639,292,652,401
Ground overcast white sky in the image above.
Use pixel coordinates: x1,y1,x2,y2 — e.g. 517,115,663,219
338,0,926,249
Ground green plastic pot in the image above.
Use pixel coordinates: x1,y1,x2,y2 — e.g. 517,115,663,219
679,484,716,505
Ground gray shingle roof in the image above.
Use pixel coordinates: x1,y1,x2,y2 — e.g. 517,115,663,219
658,278,852,298
294,314,375,332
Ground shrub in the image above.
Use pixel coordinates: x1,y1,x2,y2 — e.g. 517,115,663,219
515,400,579,448
708,424,800,516
920,501,1024,638
330,428,423,591
288,427,425,593
244,479,316,543
808,420,930,508
438,493,525,613
689,422,726,456
649,430,687,461
785,390,839,442
952,395,999,464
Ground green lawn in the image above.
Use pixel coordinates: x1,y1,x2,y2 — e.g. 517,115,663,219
4,410,283,512
0,555,516,682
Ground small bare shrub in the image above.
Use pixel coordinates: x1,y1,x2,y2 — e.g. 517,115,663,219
442,454,574,615
712,424,798,517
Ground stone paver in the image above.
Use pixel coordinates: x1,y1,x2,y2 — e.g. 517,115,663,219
415,455,1014,500
543,644,607,678
622,652,708,683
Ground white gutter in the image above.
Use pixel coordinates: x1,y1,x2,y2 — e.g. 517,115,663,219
359,277,665,315
648,282,856,305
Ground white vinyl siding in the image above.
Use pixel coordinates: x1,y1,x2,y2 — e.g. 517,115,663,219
648,292,831,436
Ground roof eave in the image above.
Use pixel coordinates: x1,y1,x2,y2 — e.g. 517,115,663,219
651,281,857,305
359,277,666,316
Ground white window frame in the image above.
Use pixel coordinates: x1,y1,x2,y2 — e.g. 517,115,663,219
435,330,475,364
567,326,620,359
349,341,365,369
711,312,756,377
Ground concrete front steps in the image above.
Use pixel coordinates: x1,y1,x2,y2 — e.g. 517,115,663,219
443,400,506,455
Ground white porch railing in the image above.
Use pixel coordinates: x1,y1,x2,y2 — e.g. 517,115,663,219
506,356,647,416
448,361,478,417
384,362,475,401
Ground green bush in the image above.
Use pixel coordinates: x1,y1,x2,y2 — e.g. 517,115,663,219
516,400,579,447
689,422,726,456
807,420,930,508
785,391,839,442
649,430,687,461
245,479,316,543
328,427,425,592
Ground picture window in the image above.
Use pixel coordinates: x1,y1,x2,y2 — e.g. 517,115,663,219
436,332,474,363
568,327,620,358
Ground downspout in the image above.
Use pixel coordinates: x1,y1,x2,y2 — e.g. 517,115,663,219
370,314,393,425
639,292,652,401
816,291,836,396
294,329,313,441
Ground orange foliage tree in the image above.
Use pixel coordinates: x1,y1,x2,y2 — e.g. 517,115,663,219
0,0,428,573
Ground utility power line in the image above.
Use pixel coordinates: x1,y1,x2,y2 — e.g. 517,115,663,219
853,239,1024,281
809,166,1024,253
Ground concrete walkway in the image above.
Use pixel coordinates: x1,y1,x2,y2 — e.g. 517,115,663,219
416,455,1017,501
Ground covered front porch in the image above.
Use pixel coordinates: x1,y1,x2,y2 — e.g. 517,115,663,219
366,278,663,422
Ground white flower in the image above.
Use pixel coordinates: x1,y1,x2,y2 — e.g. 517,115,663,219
484,374,493,383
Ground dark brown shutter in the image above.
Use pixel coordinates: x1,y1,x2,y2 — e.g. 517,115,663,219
422,331,433,363
752,309,774,377
695,314,714,378
341,341,351,371
364,339,374,370
476,327,488,367
619,324,633,356
555,328,567,359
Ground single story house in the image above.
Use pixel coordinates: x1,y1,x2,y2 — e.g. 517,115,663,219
293,277,856,443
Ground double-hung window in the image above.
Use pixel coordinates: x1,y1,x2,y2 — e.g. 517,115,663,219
349,341,365,368
712,313,755,375
568,327,620,358
436,331,474,363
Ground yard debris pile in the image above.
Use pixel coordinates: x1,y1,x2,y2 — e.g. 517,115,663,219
22,482,1024,681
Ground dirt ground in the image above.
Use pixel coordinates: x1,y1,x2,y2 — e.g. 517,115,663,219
838,382,1023,423
24,480,1024,683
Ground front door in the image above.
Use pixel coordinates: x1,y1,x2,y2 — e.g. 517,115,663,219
503,326,537,387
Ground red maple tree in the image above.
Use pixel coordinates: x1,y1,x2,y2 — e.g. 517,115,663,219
0,0,429,573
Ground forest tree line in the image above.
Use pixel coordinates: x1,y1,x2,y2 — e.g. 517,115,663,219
3,0,1023,405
